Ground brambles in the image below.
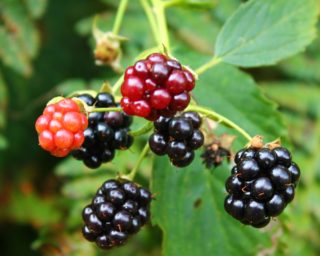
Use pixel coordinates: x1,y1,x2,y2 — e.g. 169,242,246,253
120,53,195,120
35,98,88,157
149,112,204,167
82,179,152,250
224,146,300,228
72,93,133,169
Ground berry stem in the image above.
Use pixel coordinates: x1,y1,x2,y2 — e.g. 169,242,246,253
151,0,170,53
125,143,150,180
195,56,221,75
129,122,153,137
89,106,122,113
112,0,129,35
139,0,161,47
186,105,253,142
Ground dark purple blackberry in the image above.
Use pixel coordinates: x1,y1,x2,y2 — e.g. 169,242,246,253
72,93,134,168
170,150,195,167
148,133,168,155
82,179,152,250
224,145,300,228
168,117,193,140
224,195,244,221
149,112,204,168
225,175,243,197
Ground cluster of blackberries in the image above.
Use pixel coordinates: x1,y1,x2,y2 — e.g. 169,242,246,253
72,93,133,168
149,112,204,167
224,147,300,228
82,179,152,250
120,53,195,120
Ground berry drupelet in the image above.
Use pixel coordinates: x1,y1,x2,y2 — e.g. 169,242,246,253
224,146,300,228
72,93,133,169
149,112,204,167
120,53,196,120
82,179,152,250
35,98,88,157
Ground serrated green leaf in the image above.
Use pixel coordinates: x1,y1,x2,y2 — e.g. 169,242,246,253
152,156,270,256
215,0,319,67
194,63,287,143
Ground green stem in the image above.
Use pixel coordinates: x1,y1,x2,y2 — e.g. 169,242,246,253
140,0,161,46
126,143,150,180
152,0,170,53
112,0,129,35
129,122,153,137
89,107,122,113
187,105,252,142
163,0,182,8
195,56,221,75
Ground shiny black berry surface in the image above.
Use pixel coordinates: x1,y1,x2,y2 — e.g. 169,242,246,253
72,93,134,168
82,179,152,250
224,146,301,228
149,112,204,168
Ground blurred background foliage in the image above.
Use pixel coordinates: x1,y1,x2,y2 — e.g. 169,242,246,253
0,0,319,255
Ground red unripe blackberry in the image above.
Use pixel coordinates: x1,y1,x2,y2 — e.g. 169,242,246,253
35,98,88,157
120,53,196,120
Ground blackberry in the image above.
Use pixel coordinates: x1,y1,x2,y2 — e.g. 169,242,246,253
120,53,195,120
224,146,300,228
72,93,133,168
82,179,152,250
148,111,204,168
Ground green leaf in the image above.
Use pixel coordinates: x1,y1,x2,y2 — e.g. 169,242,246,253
0,27,32,75
25,0,48,18
260,82,320,117
62,174,113,199
0,71,8,129
194,63,287,143
215,0,319,67
152,156,270,256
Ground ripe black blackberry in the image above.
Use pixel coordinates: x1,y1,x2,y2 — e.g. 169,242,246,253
149,112,204,167
72,93,133,168
82,179,152,250
224,146,300,228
